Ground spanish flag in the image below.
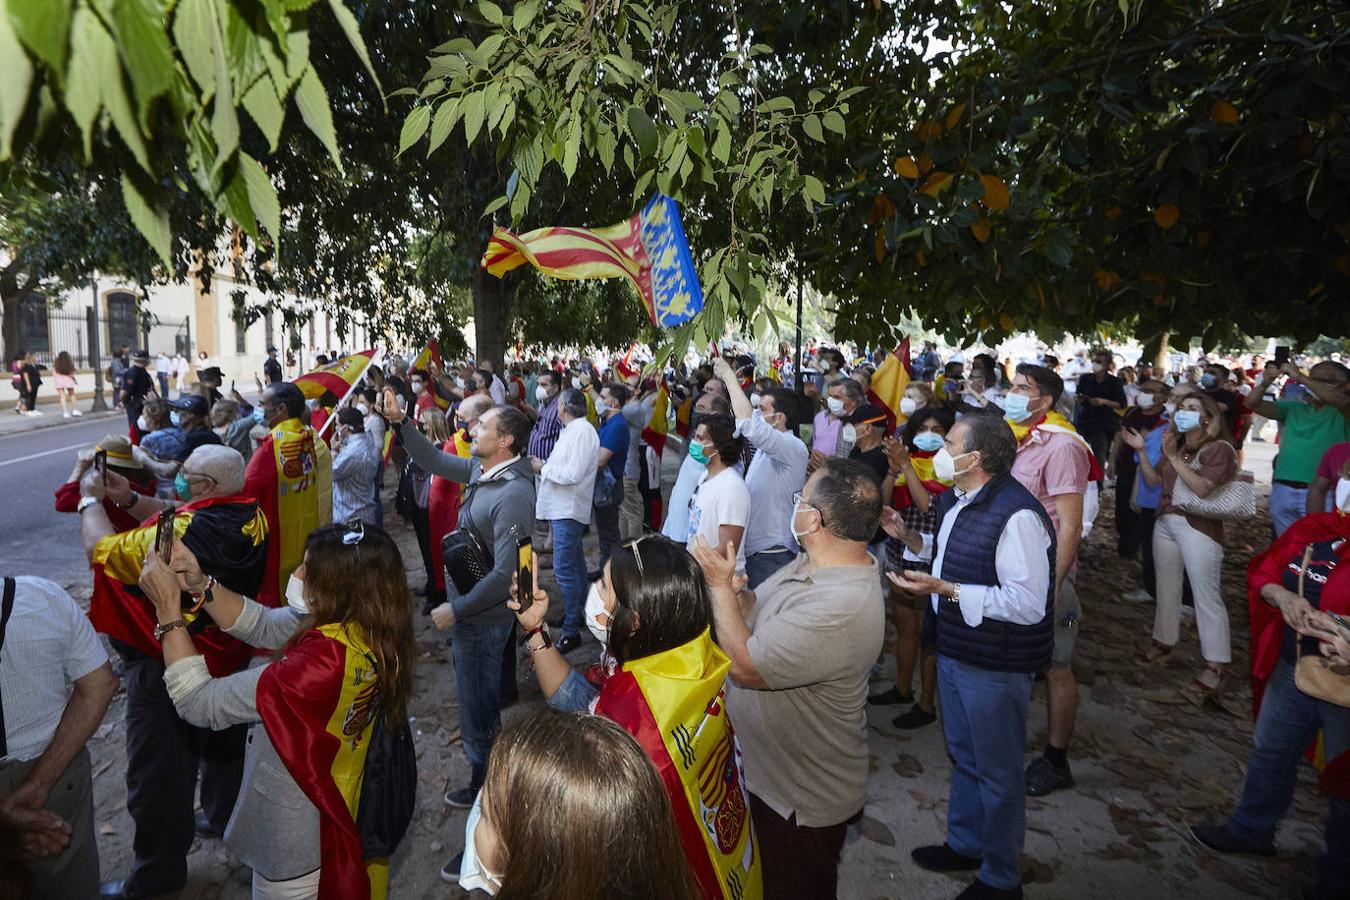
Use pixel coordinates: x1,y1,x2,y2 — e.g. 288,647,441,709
410,341,450,410
89,496,268,675
1006,410,1105,481
256,623,389,898
641,379,672,456
243,417,333,606
427,429,474,591
482,193,705,328
295,349,378,402
595,629,762,900
615,344,640,381
892,449,952,512
675,392,693,439
868,338,912,433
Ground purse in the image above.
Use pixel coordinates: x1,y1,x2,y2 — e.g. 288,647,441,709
1292,546,1350,707
354,705,418,860
1170,443,1255,522
441,481,495,595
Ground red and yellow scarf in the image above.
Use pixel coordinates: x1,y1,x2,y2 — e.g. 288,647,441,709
1009,411,1105,480
891,449,951,511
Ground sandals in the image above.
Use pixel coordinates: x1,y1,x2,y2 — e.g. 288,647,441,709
1135,643,1174,667
1189,664,1225,693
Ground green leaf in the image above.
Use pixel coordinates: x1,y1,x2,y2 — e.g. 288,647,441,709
325,0,383,102
397,104,430,156
461,90,486,144
427,96,462,154
293,63,343,172
756,96,794,114
513,0,540,30
242,74,284,151
0,0,33,160
238,151,281,241
94,12,149,171
802,174,826,209
172,0,216,100
219,162,258,237
479,0,503,24
113,0,176,127
8,0,69,72
120,172,172,266
711,121,731,164
480,194,508,219
562,113,581,181
822,110,845,135
803,113,824,142
64,5,106,158
626,105,657,158
208,0,239,180
596,127,616,172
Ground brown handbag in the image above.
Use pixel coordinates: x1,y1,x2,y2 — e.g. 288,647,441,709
1292,545,1350,707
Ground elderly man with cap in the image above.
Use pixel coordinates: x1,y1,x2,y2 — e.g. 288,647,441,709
53,435,156,532
77,445,269,900
119,350,157,444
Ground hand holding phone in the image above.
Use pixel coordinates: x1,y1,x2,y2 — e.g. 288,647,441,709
1274,345,1291,368
516,537,534,609
154,508,175,564
94,449,108,486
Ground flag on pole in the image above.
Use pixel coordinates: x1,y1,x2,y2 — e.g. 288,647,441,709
615,344,639,381
295,350,379,402
482,194,704,328
641,379,671,456
868,338,913,432
410,341,450,410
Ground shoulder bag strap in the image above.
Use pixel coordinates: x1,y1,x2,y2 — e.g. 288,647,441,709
1295,544,1313,664
0,576,16,758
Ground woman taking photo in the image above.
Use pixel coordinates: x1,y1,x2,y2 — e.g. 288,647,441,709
869,406,955,729
138,521,415,899
493,535,760,899
1123,391,1238,690
460,709,699,899
53,350,82,418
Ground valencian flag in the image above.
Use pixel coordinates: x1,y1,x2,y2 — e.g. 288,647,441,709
295,349,378,403
244,418,333,606
868,338,912,433
89,496,268,675
257,622,389,898
595,629,762,900
410,341,450,410
482,193,705,328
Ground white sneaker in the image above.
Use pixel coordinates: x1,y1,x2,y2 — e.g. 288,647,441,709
32,409,44,415
23,410,40,417
1123,589,1153,602
72,409,83,416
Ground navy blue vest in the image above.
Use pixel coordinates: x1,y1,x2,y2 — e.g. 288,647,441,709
933,472,1057,672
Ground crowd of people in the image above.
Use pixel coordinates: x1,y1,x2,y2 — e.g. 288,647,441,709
1,334,1348,900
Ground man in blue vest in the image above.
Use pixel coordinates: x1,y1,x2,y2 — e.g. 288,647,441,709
884,413,1055,900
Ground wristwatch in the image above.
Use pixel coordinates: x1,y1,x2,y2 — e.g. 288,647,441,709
519,625,553,651
154,619,187,641
77,495,100,514
948,583,962,605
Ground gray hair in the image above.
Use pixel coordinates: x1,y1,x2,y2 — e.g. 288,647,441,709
559,388,589,420
954,415,1017,476
183,444,246,495
828,377,864,403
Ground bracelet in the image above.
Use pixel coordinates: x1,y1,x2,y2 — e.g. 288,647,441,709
115,491,139,510
186,576,217,613
520,625,552,651
154,619,187,641
949,583,962,605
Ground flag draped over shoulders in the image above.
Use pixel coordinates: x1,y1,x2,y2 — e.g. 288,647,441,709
256,624,386,898
244,418,332,606
891,449,951,510
1009,411,1105,480
595,629,761,900
642,380,672,456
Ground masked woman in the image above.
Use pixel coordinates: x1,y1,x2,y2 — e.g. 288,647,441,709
138,521,415,900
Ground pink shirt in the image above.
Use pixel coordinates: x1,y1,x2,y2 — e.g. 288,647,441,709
812,410,841,456
1011,429,1091,536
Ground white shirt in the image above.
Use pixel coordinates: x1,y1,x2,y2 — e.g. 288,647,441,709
0,577,110,761
688,466,751,568
662,452,705,541
536,416,599,524
155,353,171,373
737,412,808,556
913,483,1052,628
488,374,506,405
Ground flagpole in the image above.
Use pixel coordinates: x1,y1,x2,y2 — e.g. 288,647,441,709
316,348,384,440
793,259,804,395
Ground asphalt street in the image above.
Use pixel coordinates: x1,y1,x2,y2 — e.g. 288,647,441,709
0,414,130,592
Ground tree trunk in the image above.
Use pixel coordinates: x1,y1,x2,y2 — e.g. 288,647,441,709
472,265,514,367
1,264,28,366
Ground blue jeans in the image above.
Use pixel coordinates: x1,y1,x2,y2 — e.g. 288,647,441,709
551,517,588,638
937,655,1034,891
1226,659,1350,889
1268,482,1308,538
450,620,514,784
746,550,796,590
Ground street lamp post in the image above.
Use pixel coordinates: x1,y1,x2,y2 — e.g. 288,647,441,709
87,284,108,412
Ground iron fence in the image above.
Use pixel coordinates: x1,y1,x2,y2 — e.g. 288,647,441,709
4,296,190,371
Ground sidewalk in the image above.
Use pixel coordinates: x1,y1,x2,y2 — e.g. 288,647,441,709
0,396,122,438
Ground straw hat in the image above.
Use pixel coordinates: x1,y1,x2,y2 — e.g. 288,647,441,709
77,434,145,471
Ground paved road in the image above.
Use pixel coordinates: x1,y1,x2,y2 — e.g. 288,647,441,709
0,415,129,592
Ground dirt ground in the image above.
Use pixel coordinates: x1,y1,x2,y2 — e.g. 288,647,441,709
70,453,1328,899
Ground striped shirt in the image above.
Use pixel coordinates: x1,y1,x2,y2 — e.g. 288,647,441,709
528,395,563,460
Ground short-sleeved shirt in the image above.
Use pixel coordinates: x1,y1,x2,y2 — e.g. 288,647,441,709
687,466,751,568
1158,440,1239,542
0,577,110,761
1316,442,1350,487
1011,430,1091,536
1271,401,1350,484
597,411,629,483
726,554,885,827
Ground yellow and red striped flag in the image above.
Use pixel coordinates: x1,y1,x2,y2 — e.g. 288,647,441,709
641,379,671,456
295,349,378,402
869,338,912,432
410,341,450,410
482,194,704,328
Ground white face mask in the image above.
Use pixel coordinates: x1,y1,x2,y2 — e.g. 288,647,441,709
284,573,308,614
355,403,370,416
459,794,502,895
1135,393,1155,408
136,414,150,432
535,385,549,403
932,447,976,482
749,392,762,409
1336,477,1350,514
1164,401,1177,416
411,381,425,395
841,423,857,444
826,396,846,416
585,582,612,645
790,499,819,542
899,397,919,417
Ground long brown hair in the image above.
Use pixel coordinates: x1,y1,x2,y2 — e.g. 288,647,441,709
290,523,415,728
484,710,698,900
54,351,75,375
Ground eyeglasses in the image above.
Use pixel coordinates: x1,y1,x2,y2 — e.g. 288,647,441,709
621,534,656,576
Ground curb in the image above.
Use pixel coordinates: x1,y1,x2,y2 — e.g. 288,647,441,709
0,409,123,439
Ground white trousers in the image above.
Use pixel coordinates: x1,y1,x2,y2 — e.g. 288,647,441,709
1152,513,1230,663
252,868,321,900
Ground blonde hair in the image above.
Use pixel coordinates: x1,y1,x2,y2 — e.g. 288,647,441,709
1173,392,1227,445
421,407,451,444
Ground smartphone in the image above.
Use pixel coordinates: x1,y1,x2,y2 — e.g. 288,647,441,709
94,449,108,486
154,508,175,563
1274,345,1291,368
516,536,533,608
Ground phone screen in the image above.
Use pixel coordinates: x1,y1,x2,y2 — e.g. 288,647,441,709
1274,345,1291,368
94,449,108,486
516,537,533,608
154,509,175,563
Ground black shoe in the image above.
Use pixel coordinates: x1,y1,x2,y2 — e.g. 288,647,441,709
194,809,223,839
1025,755,1074,797
555,634,583,655
443,785,478,809
868,686,914,706
956,878,1023,899
911,843,981,873
892,705,937,730
1187,823,1275,857
100,881,177,900
439,851,465,884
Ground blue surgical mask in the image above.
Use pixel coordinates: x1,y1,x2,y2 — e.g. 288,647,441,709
251,406,265,424
1174,410,1203,433
169,410,182,427
174,471,193,501
1200,373,1217,389
913,432,944,453
1003,392,1036,424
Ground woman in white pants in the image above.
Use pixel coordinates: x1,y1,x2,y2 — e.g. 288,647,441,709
1123,391,1237,691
